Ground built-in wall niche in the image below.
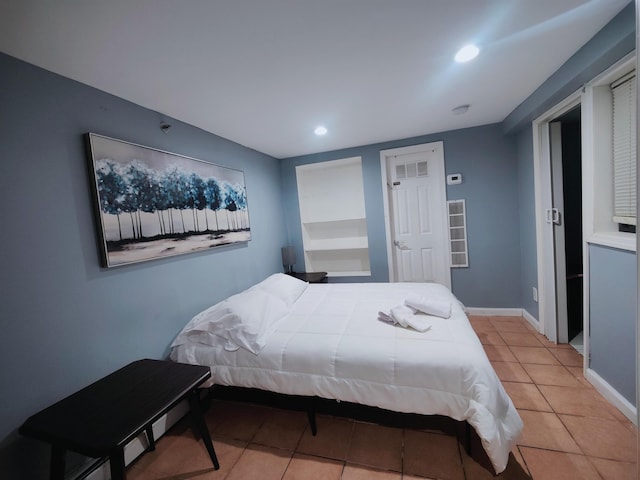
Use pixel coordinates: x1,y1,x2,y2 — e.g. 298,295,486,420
296,157,371,276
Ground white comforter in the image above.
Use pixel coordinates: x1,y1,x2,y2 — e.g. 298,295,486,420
171,282,522,473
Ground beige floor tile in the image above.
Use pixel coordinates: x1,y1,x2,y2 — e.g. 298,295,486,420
341,463,402,480
549,348,584,367
282,453,343,480
521,364,582,387
484,345,518,362
225,444,292,480
489,317,531,333
403,429,464,480
491,361,533,383
477,331,507,345
589,456,638,480
509,346,561,365
516,410,581,453
502,382,552,412
533,334,573,350
538,385,616,419
129,422,242,479
560,415,636,462
565,365,584,377
499,332,544,347
297,416,354,461
519,447,601,480
208,402,270,441
469,316,497,333
511,447,530,477
252,408,308,450
346,422,402,471
461,450,532,479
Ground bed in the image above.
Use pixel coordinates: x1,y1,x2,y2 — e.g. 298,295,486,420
170,273,522,474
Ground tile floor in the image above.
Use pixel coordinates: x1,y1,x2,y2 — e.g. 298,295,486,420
128,316,637,480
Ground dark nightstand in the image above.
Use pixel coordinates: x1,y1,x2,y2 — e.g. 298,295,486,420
287,271,328,283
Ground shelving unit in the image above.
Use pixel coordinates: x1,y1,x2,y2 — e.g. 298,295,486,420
296,157,371,277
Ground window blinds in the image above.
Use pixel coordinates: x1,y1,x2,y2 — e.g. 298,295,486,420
611,73,637,226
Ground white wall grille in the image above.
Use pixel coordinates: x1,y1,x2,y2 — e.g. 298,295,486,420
447,199,469,267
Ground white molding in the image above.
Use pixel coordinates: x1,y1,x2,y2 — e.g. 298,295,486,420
521,309,540,332
465,307,524,317
585,368,637,425
587,233,636,252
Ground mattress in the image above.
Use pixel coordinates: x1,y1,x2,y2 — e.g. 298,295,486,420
171,281,522,473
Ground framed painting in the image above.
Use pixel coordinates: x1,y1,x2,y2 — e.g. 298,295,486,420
86,133,251,267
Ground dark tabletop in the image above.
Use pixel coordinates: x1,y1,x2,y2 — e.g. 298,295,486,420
20,359,210,457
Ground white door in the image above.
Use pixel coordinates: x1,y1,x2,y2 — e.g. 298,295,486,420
381,142,450,288
550,122,569,344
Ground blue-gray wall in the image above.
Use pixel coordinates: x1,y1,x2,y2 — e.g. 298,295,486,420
281,123,522,308
0,52,286,474
515,128,539,319
589,245,637,403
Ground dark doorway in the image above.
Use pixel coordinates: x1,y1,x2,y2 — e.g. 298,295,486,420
557,106,583,344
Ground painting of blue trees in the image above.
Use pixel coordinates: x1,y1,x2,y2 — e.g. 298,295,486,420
87,133,251,267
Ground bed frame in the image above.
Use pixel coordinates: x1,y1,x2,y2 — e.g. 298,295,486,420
207,385,474,457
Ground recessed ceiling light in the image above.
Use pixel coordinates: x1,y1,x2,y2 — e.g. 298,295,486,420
454,44,479,63
314,126,328,136
452,104,470,115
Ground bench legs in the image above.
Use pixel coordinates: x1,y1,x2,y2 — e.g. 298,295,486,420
188,391,220,470
145,425,156,451
50,445,66,480
109,448,126,480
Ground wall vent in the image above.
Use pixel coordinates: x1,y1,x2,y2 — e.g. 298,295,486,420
447,199,469,267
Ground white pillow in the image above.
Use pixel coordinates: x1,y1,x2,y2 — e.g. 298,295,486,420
172,288,289,354
250,273,308,307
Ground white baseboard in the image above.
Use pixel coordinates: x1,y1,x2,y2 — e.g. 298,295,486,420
521,309,540,332
585,368,637,425
465,307,525,317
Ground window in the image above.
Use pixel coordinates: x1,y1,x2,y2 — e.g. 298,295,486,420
611,72,636,229
582,53,636,251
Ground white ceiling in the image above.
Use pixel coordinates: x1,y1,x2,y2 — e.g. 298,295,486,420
0,0,630,158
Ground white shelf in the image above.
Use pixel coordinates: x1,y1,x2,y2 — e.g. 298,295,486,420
305,248,370,276
304,237,369,251
296,157,371,276
327,270,372,277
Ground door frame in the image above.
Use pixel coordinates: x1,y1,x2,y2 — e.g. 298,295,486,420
379,141,451,288
532,90,583,347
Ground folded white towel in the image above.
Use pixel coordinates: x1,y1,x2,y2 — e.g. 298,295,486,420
390,304,415,328
404,293,452,319
378,305,431,333
406,316,432,333
377,311,393,324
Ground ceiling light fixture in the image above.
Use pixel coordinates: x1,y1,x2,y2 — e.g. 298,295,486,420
314,126,328,136
452,104,470,115
454,44,479,63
